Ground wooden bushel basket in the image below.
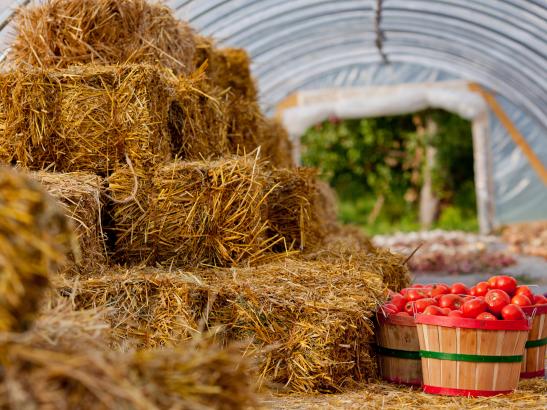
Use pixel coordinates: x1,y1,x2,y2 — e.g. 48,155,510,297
415,315,530,397
376,313,422,386
521,304,547,378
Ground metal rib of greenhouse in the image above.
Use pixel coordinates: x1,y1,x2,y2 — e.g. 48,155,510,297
174,0,547,128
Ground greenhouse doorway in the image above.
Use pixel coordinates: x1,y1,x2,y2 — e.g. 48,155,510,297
276,81,494,234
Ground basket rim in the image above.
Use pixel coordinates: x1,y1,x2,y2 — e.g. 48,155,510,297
521,303,547,315
415,314,530,330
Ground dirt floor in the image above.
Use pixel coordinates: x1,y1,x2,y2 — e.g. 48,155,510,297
261,378,547,409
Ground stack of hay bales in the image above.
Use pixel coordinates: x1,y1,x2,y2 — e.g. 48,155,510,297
0,0,411,395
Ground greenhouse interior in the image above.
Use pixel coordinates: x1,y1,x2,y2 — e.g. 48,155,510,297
0,1,546,409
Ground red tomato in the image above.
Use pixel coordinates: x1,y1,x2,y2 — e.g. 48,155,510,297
423,305,446,316
400,288,409,296
407,289,427,301
415,298,438,313
484,289,510,315
390,294,407,312
450,282,469,295
382,303,398,315
413,284,425,288
495,276,518,296
511,294,532,307
430,284,450,297
448,310,463,318
476,312,498,321
395,311,410,316
533,295,547,305
469,286,478,297
474,281,490,297
405,301,416,315
462,295,474,303
433,294,443,303
462,298,488,318
488,276,500,288
501,304,526,321
439,294,463,310
515,286,534,301
441,307,451,315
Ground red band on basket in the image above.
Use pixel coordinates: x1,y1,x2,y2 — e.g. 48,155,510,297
377,313,416,327
383,376,421,386
415,314,530,330
423,385,513,397
520,369,545,379
522,303,547,315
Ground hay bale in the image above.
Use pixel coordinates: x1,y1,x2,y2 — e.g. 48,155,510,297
194,37,262,154
64,257,388,393
205,257,387,392
305,226,411,293
109,154,281,267
0,65,230,172
11,0,196,75
0,65,178,173
173,70,229,160
0,167,72,332
0,313,256,410
63,267,199,349
32,171,107,275
194,37,257,101
258,118,294,169
266,168,327,252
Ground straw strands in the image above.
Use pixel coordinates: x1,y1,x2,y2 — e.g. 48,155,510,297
205,258,387,393
62,267,200,349
32,171,107,275
63,254,391,392
0,65,177,174
258,118,294,169
266,379,547,409
109,154,281,267
0,167,72,332
0,305,257,410
10,0,196,75
266,168,327,252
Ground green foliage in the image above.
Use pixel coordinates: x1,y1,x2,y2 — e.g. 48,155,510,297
301,110,477,234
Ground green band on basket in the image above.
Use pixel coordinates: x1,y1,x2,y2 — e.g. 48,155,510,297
420,350,522,363
377,346,421,359
525,337,547,348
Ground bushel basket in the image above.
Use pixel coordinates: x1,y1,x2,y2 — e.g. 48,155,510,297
376,313,422,386
415,314,530,397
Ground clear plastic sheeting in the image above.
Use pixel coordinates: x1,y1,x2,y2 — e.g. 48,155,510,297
490,95,547,225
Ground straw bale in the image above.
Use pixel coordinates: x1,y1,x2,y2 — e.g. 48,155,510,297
0,167,72,332
173,70,230,160
109,154,280,267
258,118,294,169
267,379,547,409
266,168,327,252
32,171,107,275
0,65,178,174
64,256,389,392
62,267,200,349
0,323,257,409
204,257,386,393
11,0,196,75
193,37,262,154
194,37,257,101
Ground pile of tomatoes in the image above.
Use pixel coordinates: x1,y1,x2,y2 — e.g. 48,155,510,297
381,275,547,321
